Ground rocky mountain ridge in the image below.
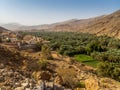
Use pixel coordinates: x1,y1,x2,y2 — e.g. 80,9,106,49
1,10,120,38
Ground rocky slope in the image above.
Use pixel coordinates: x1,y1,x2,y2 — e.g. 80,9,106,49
49,10,120,38
0,44,120,90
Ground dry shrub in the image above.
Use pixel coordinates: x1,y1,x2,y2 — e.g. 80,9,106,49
57,68,78,88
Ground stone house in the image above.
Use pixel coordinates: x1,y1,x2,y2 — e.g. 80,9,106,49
0,32,18,43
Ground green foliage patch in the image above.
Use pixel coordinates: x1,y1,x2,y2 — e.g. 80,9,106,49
75,54,99,68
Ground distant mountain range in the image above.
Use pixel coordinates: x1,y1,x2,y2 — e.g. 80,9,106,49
1,23,23,30
1,9,120,38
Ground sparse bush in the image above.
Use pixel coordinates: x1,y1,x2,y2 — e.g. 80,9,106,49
75,82,85,88
37,59,47,70
41,45,53,60
29,59,47,71
35,42,43,51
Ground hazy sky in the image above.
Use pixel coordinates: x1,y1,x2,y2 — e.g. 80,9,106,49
0,0,120,25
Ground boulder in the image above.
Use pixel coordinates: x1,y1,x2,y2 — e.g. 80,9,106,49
54,76,63,85
0,76,5,82
14,82,21,87
40,71,51,81
0,63,5,69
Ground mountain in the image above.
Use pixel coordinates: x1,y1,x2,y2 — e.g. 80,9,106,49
2,10,120,38
1,23,22,30
0,26,9,33
79,10,120,38
49,10,120,38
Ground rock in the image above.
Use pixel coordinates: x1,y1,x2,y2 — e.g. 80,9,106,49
54,76,63,85
33,71,51,81
40,71,51,81
85,76,100,90
32,71,41,81
53,84,64,90
25,88,31,90
0,87,6,90
14,72,19,76
7,71,14,77
21,82,28,87
15,82,21,87
0,76,5,82
6,86,11,90
0,63,5,69
21,82,30,88
46,82,53,88
14,87,24,90
36,81,45,90
2,72,7,77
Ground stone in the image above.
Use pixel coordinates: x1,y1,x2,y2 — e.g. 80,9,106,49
2,72,7,77
15,82,21,87
32,71,41,81
54,76,63,85
25,88,31,90
7,71,14,77
21,82,30,88
46,82,53,88
53,84,64,90
0,63,5,69
14,87,24,90
0,87,6,90
40,71,51,81
14,72,19,76
0,76,5,82
6,86,11,90
0,86,8,90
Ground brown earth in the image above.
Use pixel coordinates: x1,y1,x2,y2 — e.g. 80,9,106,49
0,44,120,90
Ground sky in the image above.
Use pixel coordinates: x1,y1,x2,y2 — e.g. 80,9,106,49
0,0,120,25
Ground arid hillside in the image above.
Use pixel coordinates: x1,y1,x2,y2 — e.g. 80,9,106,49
49,10,120,38
0,26,9,33
2,10,120,38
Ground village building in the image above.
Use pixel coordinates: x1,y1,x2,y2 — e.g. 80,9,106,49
0,32,18,43
18,35,46,50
